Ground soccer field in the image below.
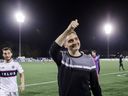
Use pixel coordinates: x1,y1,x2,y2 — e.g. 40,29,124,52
19,60,128,96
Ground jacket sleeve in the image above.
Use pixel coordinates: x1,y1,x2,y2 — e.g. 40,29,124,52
90,69,102,96
49,42,62,66
97,55,100,74
98,59,100,74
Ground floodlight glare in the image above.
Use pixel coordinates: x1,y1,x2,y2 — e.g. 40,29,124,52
103,23,113,58
104,24,112,35
15,11,25,23
14,11,25,57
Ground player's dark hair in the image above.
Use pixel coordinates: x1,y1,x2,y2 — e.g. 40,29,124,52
91,50,96,53
2,47,12,53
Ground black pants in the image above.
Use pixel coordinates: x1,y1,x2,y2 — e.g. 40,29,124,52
119,62,125,71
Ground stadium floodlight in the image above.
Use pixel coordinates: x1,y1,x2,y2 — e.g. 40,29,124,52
15,12,25,23
104,23,113,58
104,24,112,35
15,11,25,57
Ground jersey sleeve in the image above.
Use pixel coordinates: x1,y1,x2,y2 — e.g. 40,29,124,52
16,62,24,73
49,42,62,66
90,69,102,96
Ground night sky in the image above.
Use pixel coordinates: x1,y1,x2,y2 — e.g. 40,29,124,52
0,0,128,57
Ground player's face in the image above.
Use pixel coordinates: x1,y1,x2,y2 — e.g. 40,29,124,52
92,51,96,57
65,33,80,52
3,50,12,61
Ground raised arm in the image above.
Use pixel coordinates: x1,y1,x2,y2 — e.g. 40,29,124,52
49,19,79,65
55,19,79,47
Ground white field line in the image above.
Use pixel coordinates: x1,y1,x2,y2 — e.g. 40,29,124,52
101,71,128,76
25,80,57,87
23,71,128,87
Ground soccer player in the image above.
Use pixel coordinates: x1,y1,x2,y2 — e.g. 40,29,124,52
49,19,102,96
0,47,25,96
91,50,100,74
119,54,125,71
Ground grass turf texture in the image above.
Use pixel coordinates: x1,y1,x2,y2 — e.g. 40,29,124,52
18,60,128,96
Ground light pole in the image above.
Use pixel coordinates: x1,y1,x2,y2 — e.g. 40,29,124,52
15,11,25,57
104,23,112,58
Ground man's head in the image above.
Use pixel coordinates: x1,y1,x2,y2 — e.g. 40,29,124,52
91,50,96,57
64,31,80,52
2,47,13,61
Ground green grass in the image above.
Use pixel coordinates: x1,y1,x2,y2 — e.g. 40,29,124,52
18,60,128,96
100,60,128,96
19,62,58,96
